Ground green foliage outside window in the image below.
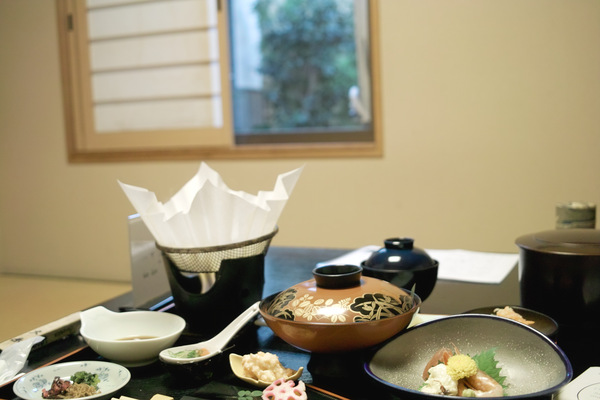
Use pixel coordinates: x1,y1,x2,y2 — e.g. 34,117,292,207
253,0,360,130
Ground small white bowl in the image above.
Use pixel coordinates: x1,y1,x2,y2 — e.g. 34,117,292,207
80,306,186,367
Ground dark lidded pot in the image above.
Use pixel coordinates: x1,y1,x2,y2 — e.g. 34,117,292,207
362,238,438,301
515,229,600,327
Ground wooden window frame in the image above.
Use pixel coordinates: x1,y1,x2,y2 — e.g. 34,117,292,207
56,0,382,162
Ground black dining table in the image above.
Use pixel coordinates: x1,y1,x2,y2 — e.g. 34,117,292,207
0,246,595,400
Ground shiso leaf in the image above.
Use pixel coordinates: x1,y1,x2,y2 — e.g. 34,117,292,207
470,348,507,388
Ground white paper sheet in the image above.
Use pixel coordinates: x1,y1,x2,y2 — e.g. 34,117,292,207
317,246,518,284
426,249,518,284
557,367,600,400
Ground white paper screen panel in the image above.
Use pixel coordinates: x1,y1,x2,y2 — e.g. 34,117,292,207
87,0,150,9
89,30,219,71
86,0,216,39
85,0,222,133
94,98,222,132
92,64,221,103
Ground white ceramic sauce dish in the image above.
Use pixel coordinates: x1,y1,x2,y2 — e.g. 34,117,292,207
80,306,186,367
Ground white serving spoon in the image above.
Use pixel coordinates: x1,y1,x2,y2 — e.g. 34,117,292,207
159,301,260,365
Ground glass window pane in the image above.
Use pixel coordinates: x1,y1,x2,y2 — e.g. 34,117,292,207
228,0,373,142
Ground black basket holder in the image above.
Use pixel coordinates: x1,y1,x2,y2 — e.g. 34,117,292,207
162,252,265,338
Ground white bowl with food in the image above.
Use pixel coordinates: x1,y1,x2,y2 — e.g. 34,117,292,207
80,306,186,367
365,314,572,399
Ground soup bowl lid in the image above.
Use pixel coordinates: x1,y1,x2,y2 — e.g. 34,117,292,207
363,238,437,271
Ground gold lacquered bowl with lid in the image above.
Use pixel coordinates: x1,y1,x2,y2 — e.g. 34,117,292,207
259,264,421,353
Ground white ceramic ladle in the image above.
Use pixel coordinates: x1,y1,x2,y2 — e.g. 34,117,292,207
159,301,260,365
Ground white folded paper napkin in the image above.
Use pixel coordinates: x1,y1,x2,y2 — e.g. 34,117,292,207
0,336,44,386
119,163,303,248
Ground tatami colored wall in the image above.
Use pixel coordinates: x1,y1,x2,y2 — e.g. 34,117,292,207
1,1,599,282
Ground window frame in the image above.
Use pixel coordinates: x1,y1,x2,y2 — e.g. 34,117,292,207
56,0,382,162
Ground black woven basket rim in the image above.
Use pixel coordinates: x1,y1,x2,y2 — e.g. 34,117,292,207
155,226,278,254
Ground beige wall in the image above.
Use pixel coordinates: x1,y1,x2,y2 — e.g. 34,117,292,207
1,1,599,282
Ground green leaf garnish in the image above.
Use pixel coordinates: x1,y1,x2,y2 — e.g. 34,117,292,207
471,347,506,388
237,390,263,399
70,371,100,389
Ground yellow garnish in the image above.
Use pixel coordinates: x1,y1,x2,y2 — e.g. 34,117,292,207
446,354,478,381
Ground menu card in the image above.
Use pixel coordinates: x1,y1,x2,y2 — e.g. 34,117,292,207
426,249,518,284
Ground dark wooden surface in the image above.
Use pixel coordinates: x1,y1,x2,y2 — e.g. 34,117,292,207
1,246,592,400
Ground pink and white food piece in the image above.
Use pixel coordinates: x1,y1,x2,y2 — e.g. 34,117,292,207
262,378,307,400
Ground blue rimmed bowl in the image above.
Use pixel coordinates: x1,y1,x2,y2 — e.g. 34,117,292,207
365,314,572,399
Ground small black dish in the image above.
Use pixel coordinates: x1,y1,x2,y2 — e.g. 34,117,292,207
463,305,559,340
